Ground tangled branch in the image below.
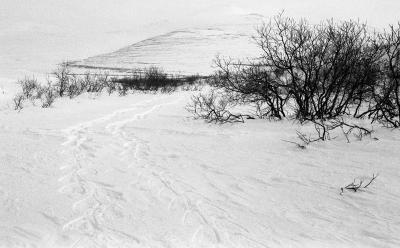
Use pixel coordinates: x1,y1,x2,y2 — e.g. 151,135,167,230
186,90,250,123
340,173,378,194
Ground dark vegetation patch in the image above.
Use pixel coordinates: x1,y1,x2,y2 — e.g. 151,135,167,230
189,14,400,131
14,65,204,110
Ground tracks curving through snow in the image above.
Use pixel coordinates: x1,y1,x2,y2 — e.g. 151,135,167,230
56,94,264,247
58,95,183,247
2,92,400,247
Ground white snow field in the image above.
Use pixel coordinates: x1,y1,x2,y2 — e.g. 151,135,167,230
2,1,400,247
0,90,400,248
70,15,262,76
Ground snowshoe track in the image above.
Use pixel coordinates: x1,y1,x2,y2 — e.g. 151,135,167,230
58,96,182,247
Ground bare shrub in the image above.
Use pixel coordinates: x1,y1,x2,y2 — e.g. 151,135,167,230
213,58,288,119
13,93,25,111
106,79,117,95
53,62,71,97
83,73,95,92
41,82,57,108
286,117,373,147
186,90,247,123
189,82,205,91
251,101,272,119
116,83,129,96
254,15,382,120
201,13,400,133
329,118,374,143
145,67,170,90
210,14,388,124
67,75,85,98
13,76,58,110
97,72,110,93
18,77,41,100
361,23,400,127
180,77,204,91
61,71,113,97
114,67,182,92
85,72,109,93
285,125,330,148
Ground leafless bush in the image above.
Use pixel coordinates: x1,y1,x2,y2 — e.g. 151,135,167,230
212,58,288,119
53,62,71,97
64,72,112,97
255,14,381,120
13,93,25,111
309,118,373,142
310,120,332,141
329,118,374,142
40,83,57,108
285,127,329,149
186,90,248,123
180,78,206,92
251,101,272,119
13,76,59,110
83,73,95,92
18,77,41,100
86,73,109,93
360,23,400,127
116,83,129,96
113,67,199,93
287,117,373,147
210,14,398,126
105,77,117,95
67,75,85,98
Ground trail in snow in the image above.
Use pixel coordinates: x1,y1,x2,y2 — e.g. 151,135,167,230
56,94,274,247
58,96,177,247
1,92,400,247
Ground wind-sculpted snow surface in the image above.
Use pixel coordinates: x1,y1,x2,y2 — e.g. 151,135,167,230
0,92,400,247
71,21,261,76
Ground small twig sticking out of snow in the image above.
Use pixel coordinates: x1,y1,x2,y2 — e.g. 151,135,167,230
340,173,379,195
296,130,311,145
362,173,379,188
282,129,325,149
281,139,306,149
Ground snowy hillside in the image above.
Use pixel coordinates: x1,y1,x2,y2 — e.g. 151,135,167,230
70,16,262,76
0,91,399,247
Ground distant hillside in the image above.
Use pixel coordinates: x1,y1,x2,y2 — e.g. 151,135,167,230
70,16,263,76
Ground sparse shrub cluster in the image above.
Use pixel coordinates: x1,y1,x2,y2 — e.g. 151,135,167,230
13,64,203,111
13,77,57,110
52,63,115,98
192,14,400,129
298,117,374,145
19,77,41,100
40,82,57,108
114,67,200,93
186,89,250,123
360,24,400,127
13,93,25,111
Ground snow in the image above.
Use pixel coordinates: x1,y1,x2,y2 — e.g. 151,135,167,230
0,91,399,247
2,1,400,246
70,16,263,76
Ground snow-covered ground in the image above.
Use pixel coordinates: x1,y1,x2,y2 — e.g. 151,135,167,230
2,1,400,247
2,0,399,84
70,15,262,76
0,91,399,247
